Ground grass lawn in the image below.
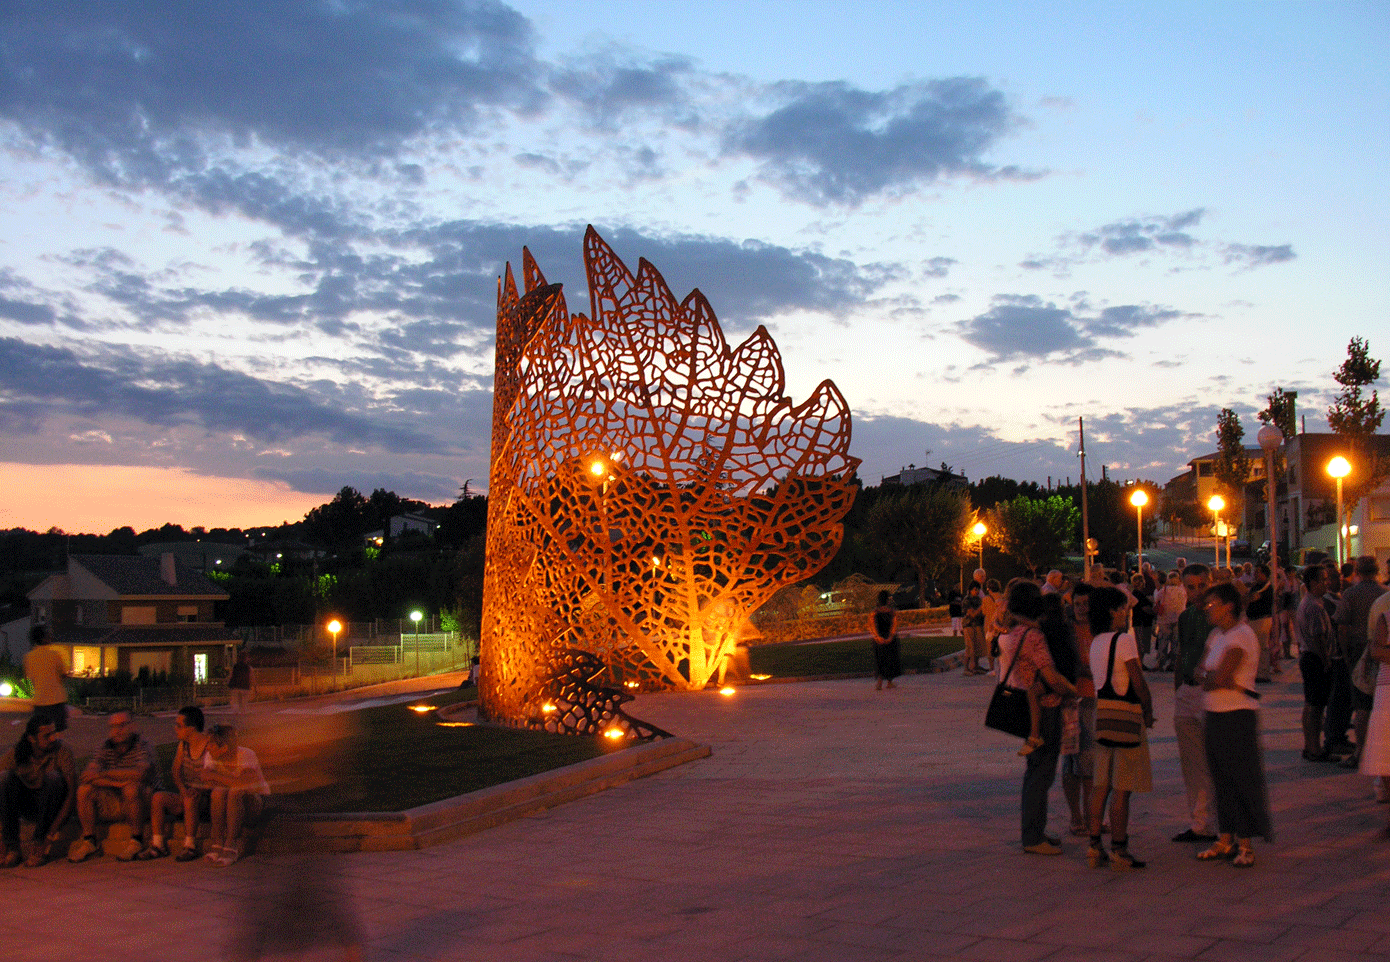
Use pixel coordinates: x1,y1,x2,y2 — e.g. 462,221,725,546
153,687,608,815
749,636,961,678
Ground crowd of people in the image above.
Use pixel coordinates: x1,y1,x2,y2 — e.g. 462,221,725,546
953,553,1390,869
1,656,269,869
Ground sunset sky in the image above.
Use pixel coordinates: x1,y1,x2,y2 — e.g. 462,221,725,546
1,1,1386,534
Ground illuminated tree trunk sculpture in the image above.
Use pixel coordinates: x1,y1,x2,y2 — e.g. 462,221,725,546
480,228,858,730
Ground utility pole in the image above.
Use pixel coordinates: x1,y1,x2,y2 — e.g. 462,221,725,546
1079,417,1091,580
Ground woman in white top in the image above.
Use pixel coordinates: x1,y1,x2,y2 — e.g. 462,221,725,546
1195,581,1272,867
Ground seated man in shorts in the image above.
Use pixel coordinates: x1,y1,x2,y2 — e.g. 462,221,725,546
202,724,270,866
68,711,159,862
139,706,212,861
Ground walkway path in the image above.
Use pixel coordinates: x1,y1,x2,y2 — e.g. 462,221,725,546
4,670,1389,961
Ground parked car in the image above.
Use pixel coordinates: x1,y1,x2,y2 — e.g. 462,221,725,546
1230,538,1251,558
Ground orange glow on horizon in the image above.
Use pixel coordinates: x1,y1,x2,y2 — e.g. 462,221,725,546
0,462,333,533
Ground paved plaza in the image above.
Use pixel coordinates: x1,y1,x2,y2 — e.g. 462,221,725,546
4,669,1390,961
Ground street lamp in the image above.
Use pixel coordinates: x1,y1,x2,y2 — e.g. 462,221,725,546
1207,494,1226,567
1327,455,1351,566
327,619,342,672
1257,424,1283,581
410,610,423,676
1130,489,1148,574
972,521,987,572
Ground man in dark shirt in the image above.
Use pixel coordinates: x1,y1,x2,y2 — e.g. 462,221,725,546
1,717,75,867
1297,565,1335,760
962,583,986,674
1171,564,1216,842
1334,556,1387,767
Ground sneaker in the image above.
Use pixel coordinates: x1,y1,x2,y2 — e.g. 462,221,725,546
67,837,100,863
175,844,200,863
1087,844,1109,868
114,837,145,861
1110,847,1146,870
1023,841,1063,856
1,849,20,868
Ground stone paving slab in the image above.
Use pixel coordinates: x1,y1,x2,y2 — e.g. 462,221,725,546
3,669,1390,961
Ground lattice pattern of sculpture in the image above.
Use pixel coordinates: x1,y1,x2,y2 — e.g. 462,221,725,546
530,649,672,740
480,227,859,728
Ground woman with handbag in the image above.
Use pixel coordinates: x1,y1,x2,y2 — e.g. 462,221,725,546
997,580,1077,855
1086,586,1154,870
1195,581,1273,867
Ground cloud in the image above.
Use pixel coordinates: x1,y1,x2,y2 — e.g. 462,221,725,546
404,221,892,327
724,78,1023,205
1078,209,1205,256
1082,304,1184,339
957,295,1186,366
1223,243,1296,269
1023,210,1296,274
251,466,463,502
0,337,441,453
0,296,55,326
961,295,1092,361
42,216,893,356
0,0,545,181
550,50,701,131
922,257,956,278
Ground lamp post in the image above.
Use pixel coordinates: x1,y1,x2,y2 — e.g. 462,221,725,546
1130,489,1148,575
972,521,987,572
327,619,342,675
1257,424,1283,583
1327,455,1351,566
410,610,423,676
1207,494,1225,567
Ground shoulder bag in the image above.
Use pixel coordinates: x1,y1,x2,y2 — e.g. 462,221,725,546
984,630,1033,739
1094,631,1144,748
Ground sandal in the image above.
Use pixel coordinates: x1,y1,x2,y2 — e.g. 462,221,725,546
1018,736,1044,757
1232,847,1255,868
135,841,168,861
1198,840,1237,861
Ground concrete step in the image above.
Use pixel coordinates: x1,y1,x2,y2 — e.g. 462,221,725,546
257,736,710,854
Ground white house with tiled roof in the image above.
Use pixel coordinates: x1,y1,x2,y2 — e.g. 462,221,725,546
28,554,237,682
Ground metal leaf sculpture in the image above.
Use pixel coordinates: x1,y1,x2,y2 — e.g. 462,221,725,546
480,227,859,730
